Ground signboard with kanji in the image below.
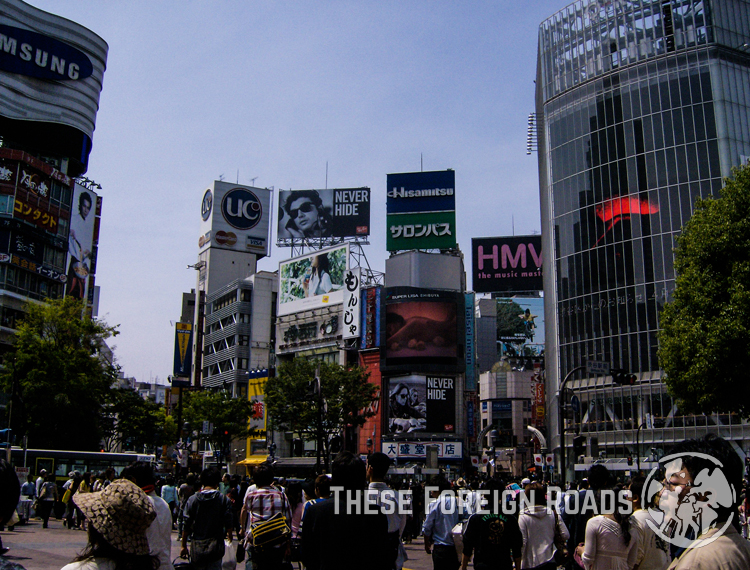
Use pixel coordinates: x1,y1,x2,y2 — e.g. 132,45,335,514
382,440,462,460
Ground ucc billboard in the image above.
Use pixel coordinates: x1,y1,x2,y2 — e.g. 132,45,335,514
199,181,272,258
472,235,543,293
277,188,370,242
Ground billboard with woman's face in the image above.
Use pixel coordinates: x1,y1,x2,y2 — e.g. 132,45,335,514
277,188,370,242
387,374,456,434
278,243,349,316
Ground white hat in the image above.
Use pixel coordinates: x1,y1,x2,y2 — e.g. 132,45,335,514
521,477,531,486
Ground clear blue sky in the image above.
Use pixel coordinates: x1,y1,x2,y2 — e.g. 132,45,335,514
28,0,566,382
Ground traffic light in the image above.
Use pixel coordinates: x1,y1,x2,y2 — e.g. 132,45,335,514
329,435,342,454
627,456,633,466
611,369,637,385
573,435,586,457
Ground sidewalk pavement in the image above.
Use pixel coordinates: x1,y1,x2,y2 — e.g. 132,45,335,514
2,519,435,570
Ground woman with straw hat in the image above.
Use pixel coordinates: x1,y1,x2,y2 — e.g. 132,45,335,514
61,479,159,570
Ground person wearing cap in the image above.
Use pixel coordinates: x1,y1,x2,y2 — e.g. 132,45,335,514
38,472,59,529
521,478,531,487
61,478,158,570
36,468,47,498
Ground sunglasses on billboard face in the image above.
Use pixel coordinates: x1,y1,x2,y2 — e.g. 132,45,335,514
289,201,316,219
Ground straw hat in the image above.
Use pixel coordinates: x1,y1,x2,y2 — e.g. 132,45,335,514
73,479,156,556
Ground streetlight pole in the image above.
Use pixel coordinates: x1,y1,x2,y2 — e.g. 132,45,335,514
558,365,586,488
636,422,647,473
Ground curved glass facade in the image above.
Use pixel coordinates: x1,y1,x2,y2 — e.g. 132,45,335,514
537,0,750,468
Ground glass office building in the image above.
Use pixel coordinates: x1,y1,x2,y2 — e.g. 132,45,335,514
536,0,750,478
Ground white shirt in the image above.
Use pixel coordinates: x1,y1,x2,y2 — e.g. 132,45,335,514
630,509,671,570
147,491,174,570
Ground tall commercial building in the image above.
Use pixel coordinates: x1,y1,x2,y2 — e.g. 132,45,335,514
536,0,750,480
0,0,107,350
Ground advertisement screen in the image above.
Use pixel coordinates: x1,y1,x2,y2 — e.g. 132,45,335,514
382,287,463,371
278,243,349,316
277,188,370,242
387,374,456,434
199,181,272,258
472,235,543,293
496,297,545,357
65,183,98,301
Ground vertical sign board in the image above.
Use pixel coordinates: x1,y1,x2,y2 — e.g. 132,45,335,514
386,170,456,252
65,183,98,303
343,267,361,340
173,322,193,377
464,292,476,391
247,370,268,441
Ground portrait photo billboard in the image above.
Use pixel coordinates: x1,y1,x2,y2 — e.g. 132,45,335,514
199,181,272,258
381,287,464,372
472,235,543,293
387,374,456,434
277,188,370,242
65,183,98,302
278,243,349,316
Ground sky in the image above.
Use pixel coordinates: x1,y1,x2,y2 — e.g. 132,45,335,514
27,0,566,383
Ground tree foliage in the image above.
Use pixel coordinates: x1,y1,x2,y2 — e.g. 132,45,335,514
264,359,377,453
182,389,257,457
658,163,750,416
0,297,120,450
99,388,172,453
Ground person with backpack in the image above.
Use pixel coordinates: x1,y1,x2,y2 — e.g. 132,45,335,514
180,467,233,570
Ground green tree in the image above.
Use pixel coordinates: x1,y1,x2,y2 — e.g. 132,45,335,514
182,389,257,463
658,163,750,416
496,300,526,340
0,297,119,450
99,387,169,453
264,359,378,461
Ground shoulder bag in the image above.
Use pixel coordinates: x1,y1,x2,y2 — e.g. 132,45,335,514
250,512,291,550
553,509,570,565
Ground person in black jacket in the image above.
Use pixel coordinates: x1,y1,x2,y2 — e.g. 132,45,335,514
181,467,234,570
301,451,391,570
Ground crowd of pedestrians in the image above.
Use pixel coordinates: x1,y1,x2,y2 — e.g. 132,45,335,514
2,434,750,570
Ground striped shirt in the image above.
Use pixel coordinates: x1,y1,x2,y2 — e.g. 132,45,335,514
243,485,292,542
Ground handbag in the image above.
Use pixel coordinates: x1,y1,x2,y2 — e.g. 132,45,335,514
553,510,570,564
250,512,291,550
191,537,225,566
62,487,72,504
235,542,245,563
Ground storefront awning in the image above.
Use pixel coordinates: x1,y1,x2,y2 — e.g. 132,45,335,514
236,455,268,466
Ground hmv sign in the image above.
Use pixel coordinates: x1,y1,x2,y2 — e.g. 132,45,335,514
199,181,271,258
471,235,543,293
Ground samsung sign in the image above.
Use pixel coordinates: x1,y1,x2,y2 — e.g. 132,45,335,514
0,25,93,80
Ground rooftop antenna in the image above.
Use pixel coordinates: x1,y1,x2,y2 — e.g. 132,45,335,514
512,214,515,236
219,174,225,181
325,161,328,189
250,176,258,186
421,153,423,172
236,170,239,183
